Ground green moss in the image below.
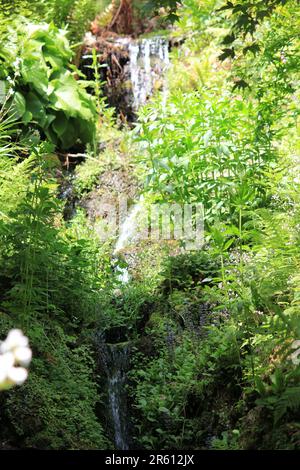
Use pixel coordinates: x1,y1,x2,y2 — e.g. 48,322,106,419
74,157,105,195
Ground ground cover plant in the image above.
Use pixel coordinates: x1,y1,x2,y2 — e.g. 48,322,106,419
0,0,299,452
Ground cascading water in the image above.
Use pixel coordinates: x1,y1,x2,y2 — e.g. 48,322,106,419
113,197,145,283
112,37,170,276
106,344,130,450
98,337,130,450
115,197,145,252
128,37,170,110
83,33,170,117
93,35,170,449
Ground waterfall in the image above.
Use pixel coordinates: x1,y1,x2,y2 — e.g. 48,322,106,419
110,37,170,279
83,34,170,118
128,37,170,110
114,198,145,255
98,338,130,450
107,344,129,450
93,37,170,448
113,197,146,283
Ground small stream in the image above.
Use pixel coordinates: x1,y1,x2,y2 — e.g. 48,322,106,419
109,368,128,450
113,196,145,283
99,340,130,450
90,34,170,450
55,33,170,450
128,37,170,110
83,34,170,118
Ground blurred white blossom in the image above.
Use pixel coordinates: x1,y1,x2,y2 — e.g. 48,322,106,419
0,330,32,391
6,75,14,85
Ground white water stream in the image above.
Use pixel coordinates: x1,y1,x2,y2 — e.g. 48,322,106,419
113,198,145,284
104,36,170,450
128,36,170,110
98,338,130,450
113,36,170,261
107,344,130,450
112,36,170,283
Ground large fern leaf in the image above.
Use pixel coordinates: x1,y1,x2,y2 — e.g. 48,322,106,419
274,387,300,424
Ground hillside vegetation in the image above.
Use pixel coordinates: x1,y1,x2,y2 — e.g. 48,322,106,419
0,0,299,450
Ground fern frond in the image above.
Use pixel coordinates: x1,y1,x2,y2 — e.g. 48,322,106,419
274,386,300,424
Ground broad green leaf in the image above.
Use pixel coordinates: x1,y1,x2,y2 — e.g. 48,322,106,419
52,113,68,137
26,92,48,128
22,110,33,124
22,62,48,94
56,120,76,149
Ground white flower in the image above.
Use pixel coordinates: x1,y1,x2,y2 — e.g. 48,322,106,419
7,367,28,386
12,57,21,69
280,54,287,64
7,88,14,98
14,346,32,367
0,330,32,391
0,329,29,353
0,352,15,383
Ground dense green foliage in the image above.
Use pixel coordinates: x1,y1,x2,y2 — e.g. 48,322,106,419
0,112,111,448
0,22,97,150
125,0,300,450
0,0,300,452
217,0,293,62
139,0,182,20
0,0,99,43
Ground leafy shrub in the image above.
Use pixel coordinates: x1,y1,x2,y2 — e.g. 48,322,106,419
67,0,101,43
0,0,99,43
160,250,220,292
135,89,276,223
129,332,199,449
0,139,110,448
3,323,108,449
